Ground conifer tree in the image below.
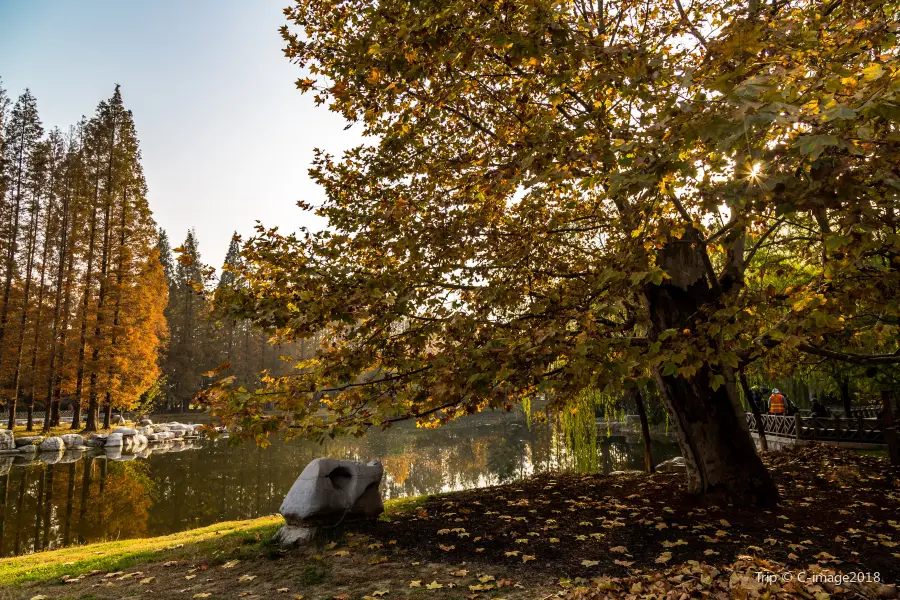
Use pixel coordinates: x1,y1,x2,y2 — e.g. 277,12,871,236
44,126,80,429
25,130,66,430
0,84,167,431
2,90,43,428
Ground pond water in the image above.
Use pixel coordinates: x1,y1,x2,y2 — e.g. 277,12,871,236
0,414,679,557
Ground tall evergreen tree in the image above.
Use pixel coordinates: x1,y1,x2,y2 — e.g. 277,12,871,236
164,230,212,412
2,90,43,428
156,228,176,286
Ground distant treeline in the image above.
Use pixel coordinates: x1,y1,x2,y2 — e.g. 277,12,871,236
155,227,314,414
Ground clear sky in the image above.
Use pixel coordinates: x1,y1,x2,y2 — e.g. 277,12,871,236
0,0,363,269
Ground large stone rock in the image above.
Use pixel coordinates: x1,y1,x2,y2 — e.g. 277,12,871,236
39,436,65,453
60,433,85,448
15,435,43,447
139,418,153,426
274,458,384,548
86,433,108,447
111,414,126,425
111,427,138,435
655,456,686,473
105,433,124,447
0,429,14,451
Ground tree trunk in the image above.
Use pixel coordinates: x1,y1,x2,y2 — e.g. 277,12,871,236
0,124,28,377
86,118,117,432
54,202,80,430
45,145,75,430
840,379,852,419
104,189,128,420
70,200,98,431
87,186,114,430
882,390,899,467
645,239,778,507
633,389,654,473
740,370,768,451
9,192,41,430
27,183,57,432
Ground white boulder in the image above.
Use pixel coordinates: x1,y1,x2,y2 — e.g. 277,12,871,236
105,433,124,447
655,456,686,473
60,433,85,448
274,458,384,548
0,429,14,451
39,436,65,453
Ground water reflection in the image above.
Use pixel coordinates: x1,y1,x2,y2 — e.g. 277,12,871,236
0,415,678,557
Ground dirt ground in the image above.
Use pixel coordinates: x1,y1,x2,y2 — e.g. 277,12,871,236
9,444,900,600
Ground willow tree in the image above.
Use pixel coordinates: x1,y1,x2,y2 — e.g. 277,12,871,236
209,0,900,506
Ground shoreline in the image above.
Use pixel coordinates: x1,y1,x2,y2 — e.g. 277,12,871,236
2,444,897,600
0,495,430,586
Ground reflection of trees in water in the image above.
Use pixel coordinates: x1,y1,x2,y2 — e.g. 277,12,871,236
0,416,680,556
0,458,152,556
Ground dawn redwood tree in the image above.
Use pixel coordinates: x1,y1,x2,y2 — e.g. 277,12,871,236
209,0,899,506
44,126,80,429
9,136,53,430
2,90,43,428
25,129,66,431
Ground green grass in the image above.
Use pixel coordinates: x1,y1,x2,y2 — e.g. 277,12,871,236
0,495,430,587
854,448,888,458
299,562,330,585
0,516,283,586
7,423,121,439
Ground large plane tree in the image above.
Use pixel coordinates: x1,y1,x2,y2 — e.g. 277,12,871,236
210,0,900,506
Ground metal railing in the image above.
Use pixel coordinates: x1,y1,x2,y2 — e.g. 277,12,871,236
746,413,885,445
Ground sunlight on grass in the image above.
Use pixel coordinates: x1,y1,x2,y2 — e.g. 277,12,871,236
0,516,283,585
0,495,429,586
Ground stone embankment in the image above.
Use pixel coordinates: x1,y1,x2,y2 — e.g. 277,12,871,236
0,421,211,471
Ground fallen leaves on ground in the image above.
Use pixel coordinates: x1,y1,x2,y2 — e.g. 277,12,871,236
565,556,897,599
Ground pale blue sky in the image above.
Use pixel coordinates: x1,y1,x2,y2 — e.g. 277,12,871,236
0,0,362,268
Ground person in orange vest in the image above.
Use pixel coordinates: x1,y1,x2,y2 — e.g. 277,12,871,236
768,389,787,414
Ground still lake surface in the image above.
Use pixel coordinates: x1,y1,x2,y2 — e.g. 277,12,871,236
0,414,679,557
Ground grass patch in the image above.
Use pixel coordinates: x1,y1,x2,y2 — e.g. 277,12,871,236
854,448,888,458
0,495,430,587
7,424,120,439
380,492,446,521
300,562,330,585
0,516,283,586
